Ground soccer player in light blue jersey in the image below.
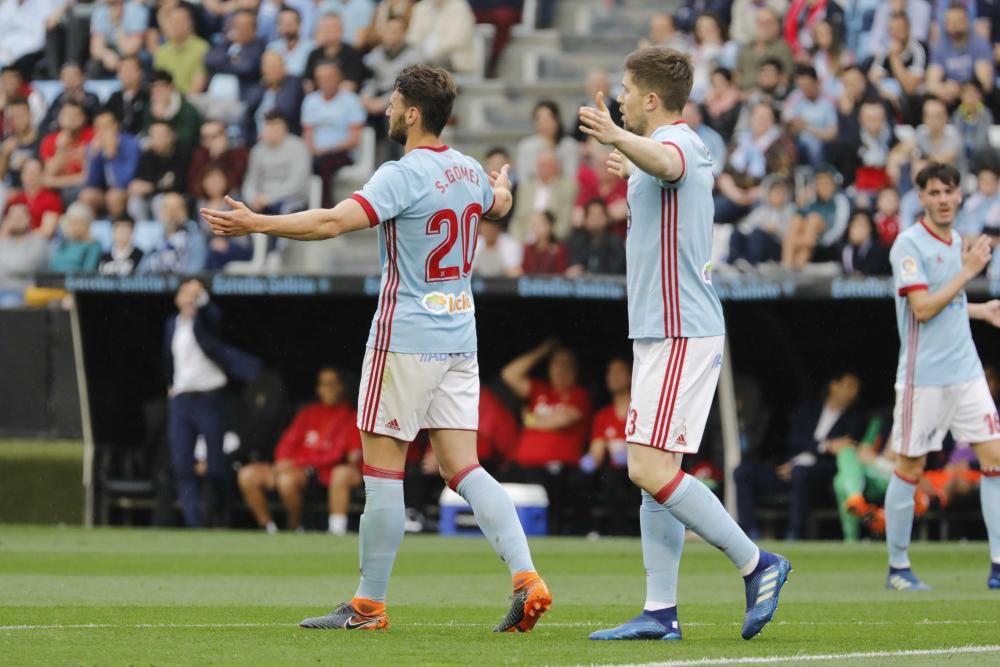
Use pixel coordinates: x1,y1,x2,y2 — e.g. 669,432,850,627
885,162,1000,591
202,65,552,632
578,47,791,642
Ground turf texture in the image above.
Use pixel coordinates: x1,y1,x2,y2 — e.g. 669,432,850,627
1,526,998,666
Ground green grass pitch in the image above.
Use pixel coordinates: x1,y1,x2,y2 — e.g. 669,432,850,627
1,526,998,666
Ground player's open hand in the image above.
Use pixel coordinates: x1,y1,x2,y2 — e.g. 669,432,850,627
607,149,632,179
978,299,1000,327
489,163,512,192
962,234,992,277
200,196,258,237
579,91,623,146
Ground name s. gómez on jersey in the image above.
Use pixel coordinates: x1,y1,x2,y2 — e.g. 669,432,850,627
625,122,725,340
889,219,983,385
350,145,495,354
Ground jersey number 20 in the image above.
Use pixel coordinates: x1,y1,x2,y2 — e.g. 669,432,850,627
425,204,482,282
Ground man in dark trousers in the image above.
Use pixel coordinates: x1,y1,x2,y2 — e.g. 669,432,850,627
164,279,259,527
734,370,866,540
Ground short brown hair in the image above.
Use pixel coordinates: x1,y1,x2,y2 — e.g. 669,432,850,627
394,65,456,136
624,47,693,113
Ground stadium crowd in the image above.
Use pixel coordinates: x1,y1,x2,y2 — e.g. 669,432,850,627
4,0,1000,535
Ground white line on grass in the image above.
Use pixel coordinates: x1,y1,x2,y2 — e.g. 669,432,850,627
0,619,994,631
599,644,1000,667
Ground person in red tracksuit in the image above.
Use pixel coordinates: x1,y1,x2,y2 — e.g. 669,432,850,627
239,367,362,533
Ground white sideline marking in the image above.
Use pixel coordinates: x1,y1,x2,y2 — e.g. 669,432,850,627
0,619,994,631
603,644,1000,667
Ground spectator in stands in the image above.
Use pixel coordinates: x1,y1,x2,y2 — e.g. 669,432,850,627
358,0,415,51
783,0,844,58
242,50,303,146
302,60,364,209
702,67,744,143
242,111,311,215
0,99,41,190
40,62,100,136
304,13,365,92
521,211,568,275
869,0,931,48
139,192,206,273
714,102,796,223
0,0,53,77
783,65,838,165
573,140,627,230
472,217,522,277
735,8,794,89
810,20,854,98
735,370,864,540
868,11,926,124
502,340,591,534
106,57,149,137
572,69,623,143
873,187,901,246
40,100,93,202
7,159,62,238
690,14,738,104
324,0,375,48
927,4,994,105
915,96,966,173
682,101,726,177
188,119,248,201
579,357,635,535
736,57,789,131
128,120,189,220
152,5,209,95
782,165,850,270
204,10,266,102
639,12,690,51
898,155,928,231
509,149,576,242
144,69,202,149
728,177,795,265
406,0,476,75
50,202,101,273
956,164,1000,238
842,100,895,197
731,0,789,45
469,0,521,77
360,17,421,122
80,110,140,220
0,202,47,292
146,0,212,52
164,279,260,528
565,199,626,277
952,80,993,163
838,210,891,276
1,65,45,129
98,215,143,275
515,101,578,187
256,0,286,45
238,367,362,534
267,6,313,78
674,0,732,33
199,166,253,269
87,0,149,79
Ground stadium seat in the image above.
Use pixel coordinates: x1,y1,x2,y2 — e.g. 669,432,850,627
338,126,377,183
90,219,113,253
85,80,122,103
989,125,1000,148
224,233,281,273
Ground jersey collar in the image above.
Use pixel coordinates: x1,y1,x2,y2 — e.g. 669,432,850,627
413,144,449,152
917,217,953,246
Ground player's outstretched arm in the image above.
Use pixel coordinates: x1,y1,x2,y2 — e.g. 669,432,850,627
485,163,513,220
969,300,1000,327
578,92,683,183
201,196,372,241
907,235,992,322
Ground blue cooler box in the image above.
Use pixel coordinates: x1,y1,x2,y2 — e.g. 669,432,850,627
438,483,549,536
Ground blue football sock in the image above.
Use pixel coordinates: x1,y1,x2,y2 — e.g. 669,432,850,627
885,473,916,569
455,466,535,575
980,475,1000,565
640,490,684,609
661,473,759,572
744,550,779,581
643,606,678,626
354,475,405,602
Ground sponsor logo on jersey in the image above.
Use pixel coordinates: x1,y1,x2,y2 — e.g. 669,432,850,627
421,290,475,315
702,261,713,284
900,256,918,281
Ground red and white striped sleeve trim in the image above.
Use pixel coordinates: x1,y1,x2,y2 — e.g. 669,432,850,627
661,141,685,184
350,193,380,227
898,284,928,296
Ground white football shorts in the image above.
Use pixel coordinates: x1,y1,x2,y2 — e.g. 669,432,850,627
890,374,1000,457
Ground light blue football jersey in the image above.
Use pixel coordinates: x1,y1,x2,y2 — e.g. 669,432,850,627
890,220,983,386
626,122,725,339
350,145,494,354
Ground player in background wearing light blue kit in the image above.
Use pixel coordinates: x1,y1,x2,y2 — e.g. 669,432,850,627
201,65,552,632
885,162,1000,591
579,47,791,642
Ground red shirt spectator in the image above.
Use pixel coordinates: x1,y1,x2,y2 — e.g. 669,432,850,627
590,404,628,469
4,158,62,235
477,386,519,463
520,210,568,275
274,401,361,485
513,378,591,467
40,126,95,176
575,160,628,231
187,120,249,199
